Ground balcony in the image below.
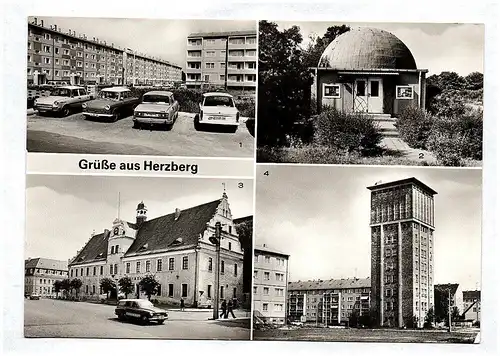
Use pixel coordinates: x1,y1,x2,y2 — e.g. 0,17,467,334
228,42,257,50
186,67,201,74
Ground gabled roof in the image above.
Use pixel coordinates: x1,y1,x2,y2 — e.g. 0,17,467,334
288,277,371,291
125,199,222,256
70,231,110,266
25,257,68,271
233,215,253,225
254,244,288,257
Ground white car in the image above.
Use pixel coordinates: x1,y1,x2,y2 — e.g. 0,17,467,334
33,86,92,117
195,92,240,132
133,91,179,130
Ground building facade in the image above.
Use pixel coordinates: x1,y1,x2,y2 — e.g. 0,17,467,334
67,193,245,307
24,258,68,297
312,27,428,118
368,177,437,328
253,245,289,324
462,290,481,323
27,17,181,86
288,278,371,325
186,30,257,90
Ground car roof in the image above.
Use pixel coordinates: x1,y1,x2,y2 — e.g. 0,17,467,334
119,299,149,302
101,87,130,93
203,92,233,98
144,91,173,96
56,85,84,90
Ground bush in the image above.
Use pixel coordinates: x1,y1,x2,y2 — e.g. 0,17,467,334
237,100,255,118
246,118,255,137
396,105,434,149
313,107,382,155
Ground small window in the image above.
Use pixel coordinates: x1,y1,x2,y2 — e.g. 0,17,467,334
208,257,213,272
396,85,414,99
356,80,366,96
168,284,174,297
182,256,188,270
323,84,341,98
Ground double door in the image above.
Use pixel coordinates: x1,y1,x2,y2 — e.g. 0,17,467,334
354,78,383,113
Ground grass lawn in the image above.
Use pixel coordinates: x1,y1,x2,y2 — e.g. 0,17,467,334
253,327,479,343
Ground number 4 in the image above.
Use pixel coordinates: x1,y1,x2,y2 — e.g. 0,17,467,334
264,171,269,176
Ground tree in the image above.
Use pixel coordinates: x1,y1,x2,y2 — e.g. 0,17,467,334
424,306,435,329
258,20,314,147
139,274,160,300
236,218,253,295
60,278,71,298
464,72,483,91
451,306,461,321
53,280,62,298
118,276,134,299
70,278,83,298
100,278,116,299
302,25,351,68
427,71,466,92
348,308,360,328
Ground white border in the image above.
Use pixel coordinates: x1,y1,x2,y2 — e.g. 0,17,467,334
323,83,342,98
396,85,414,100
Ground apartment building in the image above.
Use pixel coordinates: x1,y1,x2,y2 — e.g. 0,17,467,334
288,277,371,325
186,30,257,90
253,244,289,324
462,290,480,323
25,258,68,297
27,17,181,86
368,177,437,328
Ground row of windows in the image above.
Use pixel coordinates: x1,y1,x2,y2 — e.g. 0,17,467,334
254,255,286,266
253,286,285,296
254,271,284,281
261,303,284,312
26,268,66,275
290,288,370,295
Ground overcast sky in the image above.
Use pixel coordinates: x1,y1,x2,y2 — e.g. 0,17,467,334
255,165,482,291
274,21,484,76
26,175,253,262
32,17,256,71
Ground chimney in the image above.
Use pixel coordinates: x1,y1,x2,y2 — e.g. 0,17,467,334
263,243,267,248
54,24,57,31
174,208,181,221
41,19,44,27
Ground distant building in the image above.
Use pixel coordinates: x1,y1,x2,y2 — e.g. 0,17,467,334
24,258,68,297
253,244,289,324
462,290,481,323
68,192,245,307
186,30,257,90
368,177,437,328
288,277,371,325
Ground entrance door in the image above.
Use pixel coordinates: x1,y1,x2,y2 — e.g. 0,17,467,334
354,79,368,112
368,78,383,113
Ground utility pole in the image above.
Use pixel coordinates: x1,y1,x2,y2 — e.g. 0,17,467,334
224,36,229,91
210,222,222,320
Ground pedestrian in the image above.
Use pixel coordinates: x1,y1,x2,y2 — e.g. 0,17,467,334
220,299,227,318
180,298,185,311
227,299,236,319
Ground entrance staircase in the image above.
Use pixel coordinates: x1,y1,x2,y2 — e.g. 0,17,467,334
368,114,399,138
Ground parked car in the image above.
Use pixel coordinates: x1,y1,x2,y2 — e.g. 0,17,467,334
133,91,179,130
29,293,41,300
82,87,140,122
195,92,240,132
115,299,168,325
99,292,125,302
33,85,92,116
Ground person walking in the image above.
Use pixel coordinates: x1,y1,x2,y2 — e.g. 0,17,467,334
180,298,185,311
220,299,227,319
227,299,236,319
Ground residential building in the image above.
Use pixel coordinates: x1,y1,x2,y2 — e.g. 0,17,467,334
288,277,371,325
462,290,481,323
186,30,257,90
253,244,289,324
67,192,245,307
368,177,437,328
434,283,464,320
27,17,181,86
24,258,68,297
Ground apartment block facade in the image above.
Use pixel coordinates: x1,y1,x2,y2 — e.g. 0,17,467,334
24,258,68,297
288,278,371,325
253,245,289,324
186,30,257,90
368,177,437,328
462,290,481,323
27,18,181,86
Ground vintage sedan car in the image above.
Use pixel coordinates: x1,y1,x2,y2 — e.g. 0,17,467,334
82,87,140,122
195,92,240,132
33,85,92,117
115,299,168,325
29,293,41,300
133,91,179,129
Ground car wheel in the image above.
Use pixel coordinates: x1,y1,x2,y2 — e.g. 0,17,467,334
194,115,202,131
158,320,165,325
133,121,141,129
61,107,70,117
111,110,119,122
140,315,149,325
118,313,126,321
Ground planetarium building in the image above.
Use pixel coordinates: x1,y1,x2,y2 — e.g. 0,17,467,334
311,27,428,117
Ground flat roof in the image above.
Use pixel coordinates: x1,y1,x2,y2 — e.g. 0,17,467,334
144,91,173,96
188,30,256,38
203,92,233,97
367,177,438,195
101,87,130,92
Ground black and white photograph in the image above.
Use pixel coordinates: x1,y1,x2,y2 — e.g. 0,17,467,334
257,21,484,167
24,175,253,340
26,17,256,157
253,165,481,343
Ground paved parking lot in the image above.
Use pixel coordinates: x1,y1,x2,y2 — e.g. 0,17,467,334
27,111,255,157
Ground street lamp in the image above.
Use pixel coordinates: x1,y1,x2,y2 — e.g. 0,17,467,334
126,48,137,86
209,221,223,320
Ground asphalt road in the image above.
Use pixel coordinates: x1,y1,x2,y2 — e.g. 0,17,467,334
25,298,250,340
26,111,254,157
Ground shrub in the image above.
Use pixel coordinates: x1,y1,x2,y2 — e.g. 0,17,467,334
313,107,382,155
237,100,255,118
396,106,434,149
246,118,255,137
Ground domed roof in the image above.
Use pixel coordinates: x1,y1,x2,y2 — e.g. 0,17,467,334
137,201,146,210
318,27,417,70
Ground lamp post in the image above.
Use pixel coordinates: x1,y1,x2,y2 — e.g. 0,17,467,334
209,222,223,320
126,48,137,86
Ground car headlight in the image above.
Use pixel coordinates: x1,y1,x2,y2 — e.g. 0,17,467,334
34,99,38,105
82,103,87,109
53,101,60,106
105,105,110,110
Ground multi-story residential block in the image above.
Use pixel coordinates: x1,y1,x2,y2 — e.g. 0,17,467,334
186,30,257,91
253,245,289,324
27,18,181,86
368,177,437,328
462,290,480,323
67,192,246,307
24,258,68,297
288,278,371,325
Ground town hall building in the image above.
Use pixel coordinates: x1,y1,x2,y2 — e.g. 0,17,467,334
68,192,246,308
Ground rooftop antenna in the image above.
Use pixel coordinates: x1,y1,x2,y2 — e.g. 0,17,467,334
117,192,121,220
222,182,226,193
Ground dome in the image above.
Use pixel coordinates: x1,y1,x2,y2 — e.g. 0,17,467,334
318,27,417,70
137,201,146,210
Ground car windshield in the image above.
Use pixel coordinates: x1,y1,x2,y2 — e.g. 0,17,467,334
99,91,121,100
204,96,234,107
136,300,154,308
51,88,71,97
143,95,169,104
